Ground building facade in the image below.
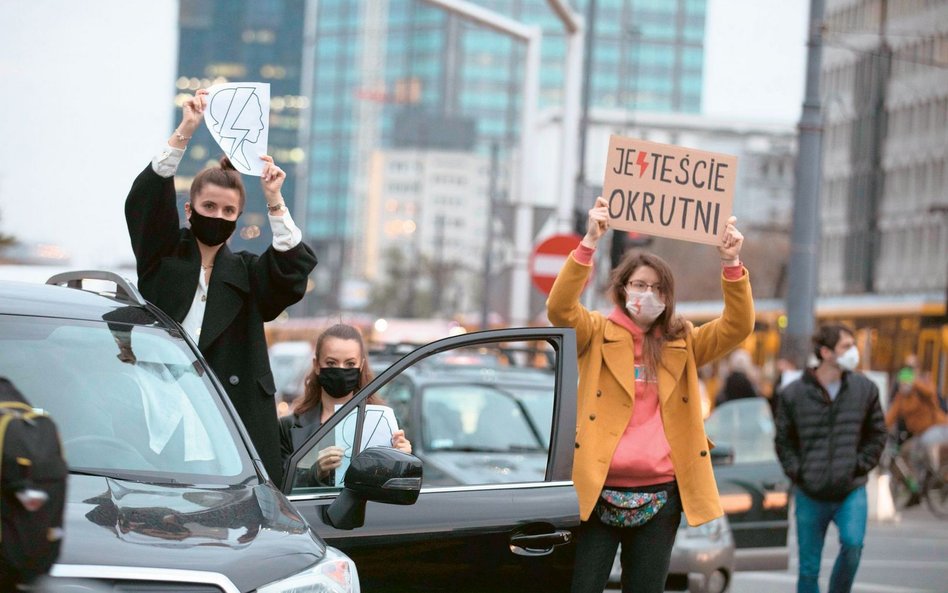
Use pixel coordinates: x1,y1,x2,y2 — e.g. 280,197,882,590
821,0,948,298
177,0,307,255
175,0,709,314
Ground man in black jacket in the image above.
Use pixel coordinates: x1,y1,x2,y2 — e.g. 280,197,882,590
774,323,886,593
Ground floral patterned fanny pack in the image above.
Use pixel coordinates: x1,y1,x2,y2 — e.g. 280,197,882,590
594,488,668,528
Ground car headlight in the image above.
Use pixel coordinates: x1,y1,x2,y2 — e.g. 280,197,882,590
257,546,360,593
680,516,729,542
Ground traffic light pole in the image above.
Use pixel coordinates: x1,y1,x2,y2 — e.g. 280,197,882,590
782,0,826,366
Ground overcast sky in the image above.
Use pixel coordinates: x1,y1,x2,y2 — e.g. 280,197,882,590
0,0,807,270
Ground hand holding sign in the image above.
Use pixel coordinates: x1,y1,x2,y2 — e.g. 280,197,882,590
581,196,610,248
717,216,743,265
259,154,285,203
203,83,271,176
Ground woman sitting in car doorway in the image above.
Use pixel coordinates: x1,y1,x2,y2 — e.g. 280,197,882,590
547,196,754,593
279,324,412,487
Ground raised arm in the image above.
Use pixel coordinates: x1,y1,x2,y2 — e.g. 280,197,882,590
125,91,208,280
546,197,609,351
691,216,755,367
249,155,318,320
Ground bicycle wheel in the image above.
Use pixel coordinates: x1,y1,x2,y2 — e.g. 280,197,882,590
889,461,920,509
924,463,948,519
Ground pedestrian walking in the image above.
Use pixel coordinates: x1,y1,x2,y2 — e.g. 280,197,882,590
774,323,887,593
125,89,317,485
547,196,755,593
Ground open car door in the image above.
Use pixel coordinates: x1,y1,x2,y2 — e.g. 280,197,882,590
284,328,579,592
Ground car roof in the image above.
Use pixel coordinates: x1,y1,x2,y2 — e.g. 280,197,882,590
0,277,169,328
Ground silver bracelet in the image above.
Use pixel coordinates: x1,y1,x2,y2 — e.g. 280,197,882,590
174,130,191,142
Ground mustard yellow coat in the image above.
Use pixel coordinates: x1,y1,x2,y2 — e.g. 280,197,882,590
547,253,755,526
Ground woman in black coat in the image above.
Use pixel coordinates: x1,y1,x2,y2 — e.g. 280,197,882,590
125,89,317,484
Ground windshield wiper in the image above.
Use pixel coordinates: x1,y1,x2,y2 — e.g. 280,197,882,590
68,468,179,484
431,445,545,453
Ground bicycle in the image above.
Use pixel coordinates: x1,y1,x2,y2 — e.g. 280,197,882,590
921,441,948,518
881,434,948,518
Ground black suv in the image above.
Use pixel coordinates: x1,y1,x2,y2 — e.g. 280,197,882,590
0,273,423,591
0,272,582,592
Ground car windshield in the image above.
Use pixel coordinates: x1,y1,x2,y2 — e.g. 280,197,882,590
704,398,778,464
421,384,547,453
0,314,250,483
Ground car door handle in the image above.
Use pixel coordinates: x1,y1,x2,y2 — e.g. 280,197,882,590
509,530,573,557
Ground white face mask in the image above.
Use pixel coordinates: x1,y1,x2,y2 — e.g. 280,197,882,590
836,345,860,371
625,289,666,326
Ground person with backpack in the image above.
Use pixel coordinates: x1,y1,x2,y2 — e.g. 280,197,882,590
0,377,67,589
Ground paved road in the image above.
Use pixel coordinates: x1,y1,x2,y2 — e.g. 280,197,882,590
730,505,948,593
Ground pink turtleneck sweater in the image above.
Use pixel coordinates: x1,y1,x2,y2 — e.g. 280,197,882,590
573,243,743,486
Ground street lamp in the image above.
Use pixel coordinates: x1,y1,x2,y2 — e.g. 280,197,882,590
420,0,541,327
545,0,585,234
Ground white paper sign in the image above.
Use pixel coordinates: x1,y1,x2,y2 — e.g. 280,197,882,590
333,404,399,486
203,82,270,176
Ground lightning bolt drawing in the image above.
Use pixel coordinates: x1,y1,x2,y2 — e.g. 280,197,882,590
209,87,263,172
636,151,650,177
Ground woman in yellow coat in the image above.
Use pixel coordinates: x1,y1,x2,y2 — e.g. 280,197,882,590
547,197,755,593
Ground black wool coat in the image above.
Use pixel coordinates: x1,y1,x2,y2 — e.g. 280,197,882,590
125,164,317,485
774,369,887,501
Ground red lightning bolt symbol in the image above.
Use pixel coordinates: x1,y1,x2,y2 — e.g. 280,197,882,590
636,151,649,177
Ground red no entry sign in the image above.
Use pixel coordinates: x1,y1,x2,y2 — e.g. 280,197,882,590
529,233,583,295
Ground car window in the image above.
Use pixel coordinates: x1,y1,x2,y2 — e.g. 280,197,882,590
704,398,778,464
287,336,560,494
421,384,546,452
0,315,250,483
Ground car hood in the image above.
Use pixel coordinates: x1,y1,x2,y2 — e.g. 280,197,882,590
58,474,324,590
423,450,547,484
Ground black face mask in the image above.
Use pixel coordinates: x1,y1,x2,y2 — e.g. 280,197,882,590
317,367,361,399
189,208,237,246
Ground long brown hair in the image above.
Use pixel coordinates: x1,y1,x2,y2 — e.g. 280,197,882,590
296,324,380,415
608,250,686,375
190,156,246,211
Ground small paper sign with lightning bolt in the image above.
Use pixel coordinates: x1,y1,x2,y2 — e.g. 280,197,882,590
204,82,271,176
602,135,738,246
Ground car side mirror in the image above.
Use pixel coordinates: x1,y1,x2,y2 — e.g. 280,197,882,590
324,447,423,530
710,445,735,467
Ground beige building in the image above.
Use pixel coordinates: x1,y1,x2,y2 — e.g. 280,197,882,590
821,0,948,297
362,149,496,314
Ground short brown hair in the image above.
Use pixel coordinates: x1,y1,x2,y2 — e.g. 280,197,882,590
812,323,854,361
189,156,246,211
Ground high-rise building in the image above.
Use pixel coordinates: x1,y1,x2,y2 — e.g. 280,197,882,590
300,0,708,310
174,0,709,313
176,0,306,254
820,0,947,298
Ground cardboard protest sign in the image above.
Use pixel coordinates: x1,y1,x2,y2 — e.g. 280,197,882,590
204,82,271,176
602,135,738,245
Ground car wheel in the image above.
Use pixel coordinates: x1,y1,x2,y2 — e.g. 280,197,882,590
706,569,729,593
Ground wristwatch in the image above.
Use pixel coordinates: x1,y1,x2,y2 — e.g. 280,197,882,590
267,202,287,214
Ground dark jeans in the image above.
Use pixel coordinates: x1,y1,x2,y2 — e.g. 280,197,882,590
570,482,682,593
794,485,867,593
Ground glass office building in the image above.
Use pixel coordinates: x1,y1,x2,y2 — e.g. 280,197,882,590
177,0,306,254
175,0,707,310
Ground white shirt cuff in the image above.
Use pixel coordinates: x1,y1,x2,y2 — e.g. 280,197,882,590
151,144,186,178
269,209,302,252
